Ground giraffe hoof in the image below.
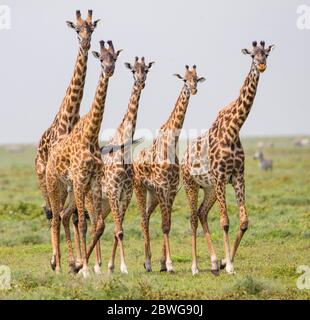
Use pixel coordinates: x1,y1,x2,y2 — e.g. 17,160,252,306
220,258,226,270
94,265,102,275
69,264,77,274
211,269,220,276
225,264,235,275
78,267,90,279
143,263,152,272
120,264,128,274
191,267,199,275
55,268,61,275
50,256,56,271
74,263,83,274
160,267,167,272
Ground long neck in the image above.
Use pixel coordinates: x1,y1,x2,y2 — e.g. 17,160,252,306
216,63,260,142
113,84,143,144
152,85,191,163
160,84,190,140
56,48,88,134
84,72,110,144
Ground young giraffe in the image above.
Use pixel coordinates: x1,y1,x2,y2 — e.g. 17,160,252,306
35,10,99,220
181,41,275,275
46,40,122,277
134,65,205,272
85,57,154,275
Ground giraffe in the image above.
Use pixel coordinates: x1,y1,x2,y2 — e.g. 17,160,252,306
35,10,99,221
45,40,122,277
181,41,275,275
84,57,154,275
133,65,205,272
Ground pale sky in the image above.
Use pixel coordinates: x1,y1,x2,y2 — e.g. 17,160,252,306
0,0,309,143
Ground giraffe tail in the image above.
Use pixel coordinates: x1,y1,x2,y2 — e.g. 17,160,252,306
100,137,145,155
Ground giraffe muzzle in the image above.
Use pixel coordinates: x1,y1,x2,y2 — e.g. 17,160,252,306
257,64,266,72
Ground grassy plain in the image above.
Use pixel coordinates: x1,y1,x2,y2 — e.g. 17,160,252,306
0,137,309,299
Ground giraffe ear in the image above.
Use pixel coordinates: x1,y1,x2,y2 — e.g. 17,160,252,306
147,61,155,69
173,74,184,80
265,44,275,54
115,49,123,57
92,19,101,29
242,48,251,55
92,51,100,59
124,62,133,70
66,21,76,29
197,77,206,83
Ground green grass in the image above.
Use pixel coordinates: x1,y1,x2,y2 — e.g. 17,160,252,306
0,137,310,299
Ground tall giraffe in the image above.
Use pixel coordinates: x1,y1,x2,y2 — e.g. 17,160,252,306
35,10,99,220
46,40,122,277
181,41,275,275
134,65,205,272
85,57,154,274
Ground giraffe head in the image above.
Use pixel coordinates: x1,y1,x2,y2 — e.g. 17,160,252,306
242,41,275,73
124,57,155,90
174,65,205,95
92,40,122,77
66,10,100,52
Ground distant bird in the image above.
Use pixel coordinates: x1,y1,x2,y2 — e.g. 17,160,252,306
257,141,264,149
253,151,273,171
294,138,309,147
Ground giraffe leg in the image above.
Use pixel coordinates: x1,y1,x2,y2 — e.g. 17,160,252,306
108,185,133,274
107,236,117,275
157,187,174,273
145,190,159,272
36,159,53,221
108,192,128,274
72,207,83,271
183,176,199,275
160,238,167,272
85,191,101,275
215,183,234,274
198,188,218,276
230,174,248,263
86,178,105,264
93,197,110,274
73,181,90,279
135,182,152,271
61,189,78,273
46,171,62,273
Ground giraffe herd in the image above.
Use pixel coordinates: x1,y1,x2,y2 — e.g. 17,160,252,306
35,10,275,277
